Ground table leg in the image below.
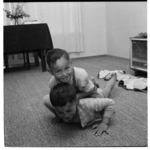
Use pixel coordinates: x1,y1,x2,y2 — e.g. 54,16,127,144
34,52,39,67
26,52,30,70
23,53,26,67
40,49,46,72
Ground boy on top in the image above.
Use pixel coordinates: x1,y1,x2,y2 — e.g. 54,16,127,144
43,48,116,124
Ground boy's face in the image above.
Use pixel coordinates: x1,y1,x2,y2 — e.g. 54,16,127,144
55,100,78,122
50,56,73,83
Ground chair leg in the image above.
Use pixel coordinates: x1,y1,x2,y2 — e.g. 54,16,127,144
34,52,39,67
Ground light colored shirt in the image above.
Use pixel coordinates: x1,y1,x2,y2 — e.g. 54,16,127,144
63,98,115,127
49,67,95,92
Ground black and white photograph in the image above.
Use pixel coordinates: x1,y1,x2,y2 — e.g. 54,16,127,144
2,0,148,147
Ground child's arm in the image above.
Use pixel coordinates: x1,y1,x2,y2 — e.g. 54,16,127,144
76,86,97,100
92,98,115,136
76,72,100,99
47,104,62,125
47,86,62,125
76,76,101,100
79,98,115,135
76,76,101,99
47,105,62,125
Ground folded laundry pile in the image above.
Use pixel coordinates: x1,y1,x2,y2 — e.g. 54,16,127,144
97,70,147,92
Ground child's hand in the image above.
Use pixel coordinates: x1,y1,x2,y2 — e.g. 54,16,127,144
92,122,109,136
50,117,61,125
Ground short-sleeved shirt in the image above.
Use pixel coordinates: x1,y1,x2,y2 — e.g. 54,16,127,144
62,97,115,127
49,67,96,93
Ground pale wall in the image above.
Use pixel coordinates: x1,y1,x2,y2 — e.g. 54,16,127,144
70,2,107,59
105,2,147,59
4,2,147,60
71,2,147,59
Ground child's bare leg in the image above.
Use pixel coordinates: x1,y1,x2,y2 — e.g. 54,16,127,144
91,77,100,88
102,73,117,98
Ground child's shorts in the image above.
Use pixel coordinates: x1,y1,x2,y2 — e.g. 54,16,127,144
89,88,105,98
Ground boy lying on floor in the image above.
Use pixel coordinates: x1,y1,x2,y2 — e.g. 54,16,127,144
49,83,115,136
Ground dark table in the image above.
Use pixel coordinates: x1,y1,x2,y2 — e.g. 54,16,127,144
4,23,53,71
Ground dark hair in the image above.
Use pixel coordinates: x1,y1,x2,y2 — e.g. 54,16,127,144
50,83,76,107
46,48,70,70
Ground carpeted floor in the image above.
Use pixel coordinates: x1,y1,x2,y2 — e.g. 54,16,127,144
4,55,147,147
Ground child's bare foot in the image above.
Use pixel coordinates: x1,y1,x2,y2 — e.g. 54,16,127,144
104,73,112,80
105,72,117,81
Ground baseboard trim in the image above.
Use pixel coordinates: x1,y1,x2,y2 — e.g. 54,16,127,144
72,54,129,61
105,55,130,61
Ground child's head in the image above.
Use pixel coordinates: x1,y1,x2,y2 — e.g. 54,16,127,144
46,48,73,83
50,83,78,121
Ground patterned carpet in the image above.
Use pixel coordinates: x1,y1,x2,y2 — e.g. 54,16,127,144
4,55,147,147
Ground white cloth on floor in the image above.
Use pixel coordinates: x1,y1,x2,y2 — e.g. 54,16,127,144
97,69,147,92
120,77,147,91
133,78,147,90
98,70,126,81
